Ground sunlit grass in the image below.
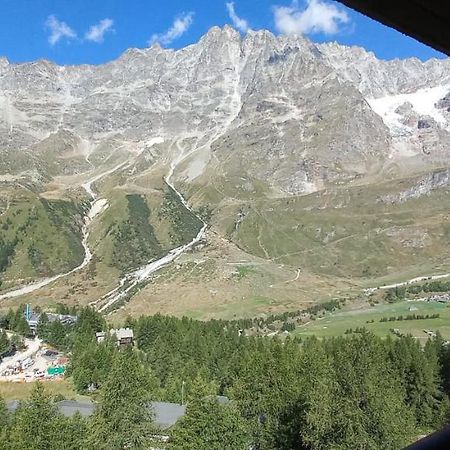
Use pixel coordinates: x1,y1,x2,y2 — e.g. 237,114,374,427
0,378,89,401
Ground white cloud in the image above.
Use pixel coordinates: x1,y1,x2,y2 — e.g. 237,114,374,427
85,18,114,43
274,0,349,36
45,15,77,46
226,2,250,33
149,12,194,46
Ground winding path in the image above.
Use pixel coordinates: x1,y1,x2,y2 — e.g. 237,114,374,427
375,272,450,291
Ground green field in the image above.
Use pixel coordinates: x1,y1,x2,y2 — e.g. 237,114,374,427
294,300,450,340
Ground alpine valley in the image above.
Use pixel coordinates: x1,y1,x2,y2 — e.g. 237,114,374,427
0,26,449,320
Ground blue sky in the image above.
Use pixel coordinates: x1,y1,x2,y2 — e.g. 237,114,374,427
0,0,446,65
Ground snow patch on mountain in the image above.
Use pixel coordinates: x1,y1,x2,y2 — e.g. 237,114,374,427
367,85,450,135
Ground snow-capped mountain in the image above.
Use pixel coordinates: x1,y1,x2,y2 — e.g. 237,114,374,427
0,26,449,194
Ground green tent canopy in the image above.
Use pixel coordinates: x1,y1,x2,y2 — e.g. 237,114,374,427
47,366,65,376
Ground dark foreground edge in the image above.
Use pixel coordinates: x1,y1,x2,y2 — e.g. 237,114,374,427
404,425,450,449
336,0,450,56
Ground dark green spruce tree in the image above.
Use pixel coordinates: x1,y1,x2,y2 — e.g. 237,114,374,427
9,383,59,450
0,395,10,450
389,335,441,427
171,375,250,450
87,347,157,449
324,333,415,450
0,328,10,357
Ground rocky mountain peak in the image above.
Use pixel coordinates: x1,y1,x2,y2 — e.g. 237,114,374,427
199,25,241,46
318,41,450,98
0,26,448,195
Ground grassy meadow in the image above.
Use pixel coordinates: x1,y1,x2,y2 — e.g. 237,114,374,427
0,378,88,402
294,299,450,340
232,182,450,283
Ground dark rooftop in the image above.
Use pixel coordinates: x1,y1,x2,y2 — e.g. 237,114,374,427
151,401,186,429
7,399,186,430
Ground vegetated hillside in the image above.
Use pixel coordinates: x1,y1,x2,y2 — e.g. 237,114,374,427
211,172,450,283
0,187,85,289
91,184,203,274
159,184,204,247
111,194,163,272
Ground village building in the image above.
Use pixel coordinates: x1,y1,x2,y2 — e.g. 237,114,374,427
24,305,77,335
110,328,134,346
95,328,134,346
95,331,106,343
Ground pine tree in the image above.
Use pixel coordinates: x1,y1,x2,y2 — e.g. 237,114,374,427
14,316,31,337
9,383,60,450
429,332,450,398
87,347,156,449
70,335,115,392
75,307,105,337
436,395,450,427
230,339,303,449
46,320,67,349
171,376,249,450
295,337,337,450
52,412,88,450
5,308,15,330
9,334,24,351
36,313,49,342
0,395,8,428
12,306,25,331
328,333,415,450
0,395,10,449
0,328,10,357
390,336,441,426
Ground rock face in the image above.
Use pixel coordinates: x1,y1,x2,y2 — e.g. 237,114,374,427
0,26,448,195
318,42,450,98
436,91,450,110
379,169,450,204
319,42,450,174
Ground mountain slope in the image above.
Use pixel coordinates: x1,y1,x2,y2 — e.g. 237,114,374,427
0,27,449,316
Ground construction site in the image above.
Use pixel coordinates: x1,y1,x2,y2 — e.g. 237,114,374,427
0,335,67,383
0,305,71,383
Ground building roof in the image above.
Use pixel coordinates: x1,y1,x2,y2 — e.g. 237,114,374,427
57,400,94,417
110,328,134,340
151,401,186,429
26,312,41,326
25,312,78,327
7,399,185,430
336,0,450,56
47,314,78,324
